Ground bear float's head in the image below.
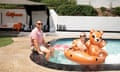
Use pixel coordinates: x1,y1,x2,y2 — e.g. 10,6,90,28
86,29,107,57
89,29,104,45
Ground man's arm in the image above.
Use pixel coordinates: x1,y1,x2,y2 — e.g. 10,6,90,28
33,39,43,54
72,40,76,47
86,40,90,48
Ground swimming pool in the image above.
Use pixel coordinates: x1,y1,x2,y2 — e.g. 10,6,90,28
30,38,120,71
49,38,120,64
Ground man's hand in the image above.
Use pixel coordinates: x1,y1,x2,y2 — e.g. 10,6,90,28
44,43,51,48
38,51,44,55
47,44,51,47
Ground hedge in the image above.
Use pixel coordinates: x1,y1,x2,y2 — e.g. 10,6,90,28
56,5,98,16
112,7,120,16
30,0,97,16
100,7,107,12
30,0,76,8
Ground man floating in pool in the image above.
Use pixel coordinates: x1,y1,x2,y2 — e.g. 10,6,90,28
30,20,54,61
65,30,108,64
72,32,87,52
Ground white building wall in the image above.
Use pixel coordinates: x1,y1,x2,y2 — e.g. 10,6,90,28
57,16,120,31
91,0,112,8
76,0,90,5
0,9,27,28
112,0,120,8
49,10,120,32
49,9,58,32
77,0,120,8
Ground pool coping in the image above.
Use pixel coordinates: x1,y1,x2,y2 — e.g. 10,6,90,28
30,53,120,71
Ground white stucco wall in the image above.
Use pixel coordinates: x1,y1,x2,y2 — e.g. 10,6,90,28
112,0,120,8
49,10,120,32
57,16,120,31
77,0,120,8
49,9,58,32
91,0,112,8
76,0,90,5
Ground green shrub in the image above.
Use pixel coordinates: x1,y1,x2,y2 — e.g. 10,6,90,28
100,7,107,12
112,7,120,16
56,5,98,16
30,0,76,8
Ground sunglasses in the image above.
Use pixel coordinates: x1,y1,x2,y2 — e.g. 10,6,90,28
80,35,86,37
37,23,43,25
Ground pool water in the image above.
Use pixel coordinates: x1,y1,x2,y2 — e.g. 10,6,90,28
49,38,120,65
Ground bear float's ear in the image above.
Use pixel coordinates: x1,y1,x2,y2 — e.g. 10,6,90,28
90,29,95,33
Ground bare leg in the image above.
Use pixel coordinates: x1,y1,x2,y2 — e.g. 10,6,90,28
45,51,51,61
44,49,50,60
49,47,54,56
42,48,51,61
40,45,54,60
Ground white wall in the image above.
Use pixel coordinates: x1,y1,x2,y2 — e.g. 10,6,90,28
49,9,120,32
0,9,27,28
91,0,111,8
57,16,120,31
77,0,120,8
49,9,58,32
76,0,90,5
112,0,120,8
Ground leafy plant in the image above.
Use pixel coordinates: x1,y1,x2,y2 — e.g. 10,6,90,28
112,7,120,16
56,5,98,16
100,7,107,12
30,0,76,8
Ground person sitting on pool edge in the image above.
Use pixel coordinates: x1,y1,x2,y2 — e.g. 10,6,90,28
30,20,54,61
72,32,87,52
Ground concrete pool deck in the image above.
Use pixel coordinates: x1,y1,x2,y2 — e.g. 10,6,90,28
0,32,120,72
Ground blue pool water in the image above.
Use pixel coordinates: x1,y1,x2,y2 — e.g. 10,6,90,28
49,38,120,64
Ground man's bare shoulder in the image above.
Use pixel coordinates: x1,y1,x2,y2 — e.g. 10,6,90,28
73,39,79,42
